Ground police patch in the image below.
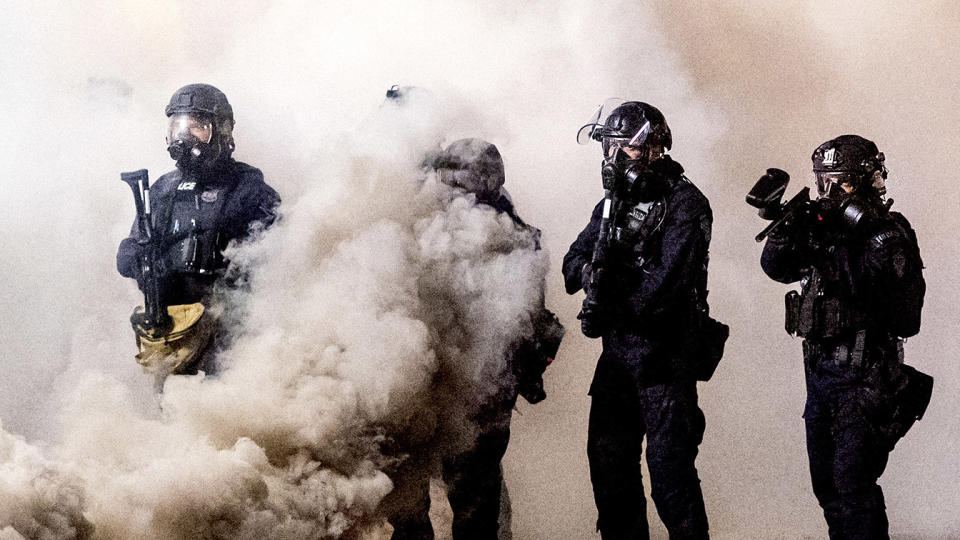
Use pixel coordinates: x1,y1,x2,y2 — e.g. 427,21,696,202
893,252,907,278
700,215,712,244
201,190,219,203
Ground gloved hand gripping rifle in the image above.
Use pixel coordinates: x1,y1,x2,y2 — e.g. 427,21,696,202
121,169,173,336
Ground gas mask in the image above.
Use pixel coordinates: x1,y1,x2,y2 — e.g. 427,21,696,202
601,147,668,203
166,114,218,172
815,172,880,231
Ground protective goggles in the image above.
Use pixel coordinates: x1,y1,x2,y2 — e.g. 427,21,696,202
815,171,860,197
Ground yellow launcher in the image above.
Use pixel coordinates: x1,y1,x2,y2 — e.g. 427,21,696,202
131,303,214,376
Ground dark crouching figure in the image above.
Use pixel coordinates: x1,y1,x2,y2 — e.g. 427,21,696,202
117,84,280,382
563,101,726,540
756,135,931,539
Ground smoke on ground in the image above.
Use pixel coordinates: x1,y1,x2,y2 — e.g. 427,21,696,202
0,1,958,538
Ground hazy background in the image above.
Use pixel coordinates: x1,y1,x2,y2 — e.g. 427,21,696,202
1,0,957,538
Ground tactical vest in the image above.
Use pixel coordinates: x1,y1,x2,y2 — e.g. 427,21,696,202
612,198,665,273
162,178,233,276
786,257,868,340
785,212,915,341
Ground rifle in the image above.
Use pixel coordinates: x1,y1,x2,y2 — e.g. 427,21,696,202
121,169,172,335
578,166,622,338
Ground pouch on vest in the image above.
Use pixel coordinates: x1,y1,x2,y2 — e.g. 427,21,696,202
785,290,801,335
819,296,846,338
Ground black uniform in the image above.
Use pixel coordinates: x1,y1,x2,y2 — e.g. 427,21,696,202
117,159,280,372
563,156,711,540
760,205,925,539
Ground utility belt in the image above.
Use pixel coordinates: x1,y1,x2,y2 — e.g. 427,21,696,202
803,331,933,451
801,330,881,371
784,290,869,339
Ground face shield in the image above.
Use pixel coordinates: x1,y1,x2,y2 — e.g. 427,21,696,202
165,113,219,171
439,168,497,196
576,98,627,145
165,114,213,147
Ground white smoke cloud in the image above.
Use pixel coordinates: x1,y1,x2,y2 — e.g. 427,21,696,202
1,39,547,534
0,422,91,539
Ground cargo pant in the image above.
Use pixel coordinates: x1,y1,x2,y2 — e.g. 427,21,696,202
803,339,894,540
587,381,709,540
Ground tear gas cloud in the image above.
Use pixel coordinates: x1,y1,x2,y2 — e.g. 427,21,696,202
0,1,958,538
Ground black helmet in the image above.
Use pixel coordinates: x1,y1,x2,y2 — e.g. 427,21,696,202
165,84,234,123
436,138,505,199
811,135,886,197
578,100,672,155
164,84,235,169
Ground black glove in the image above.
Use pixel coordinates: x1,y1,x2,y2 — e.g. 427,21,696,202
580,262,593,292
578,297,605,339
515,343,549,404
766,213,804,245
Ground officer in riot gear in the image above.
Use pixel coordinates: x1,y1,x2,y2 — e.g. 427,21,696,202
117,83,280,376
564,101,722,539
437,138,551,540
380,134,563,540
756,135,929,539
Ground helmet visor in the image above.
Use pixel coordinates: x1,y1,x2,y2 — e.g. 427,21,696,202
166,114,213,146
577,97,627,145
